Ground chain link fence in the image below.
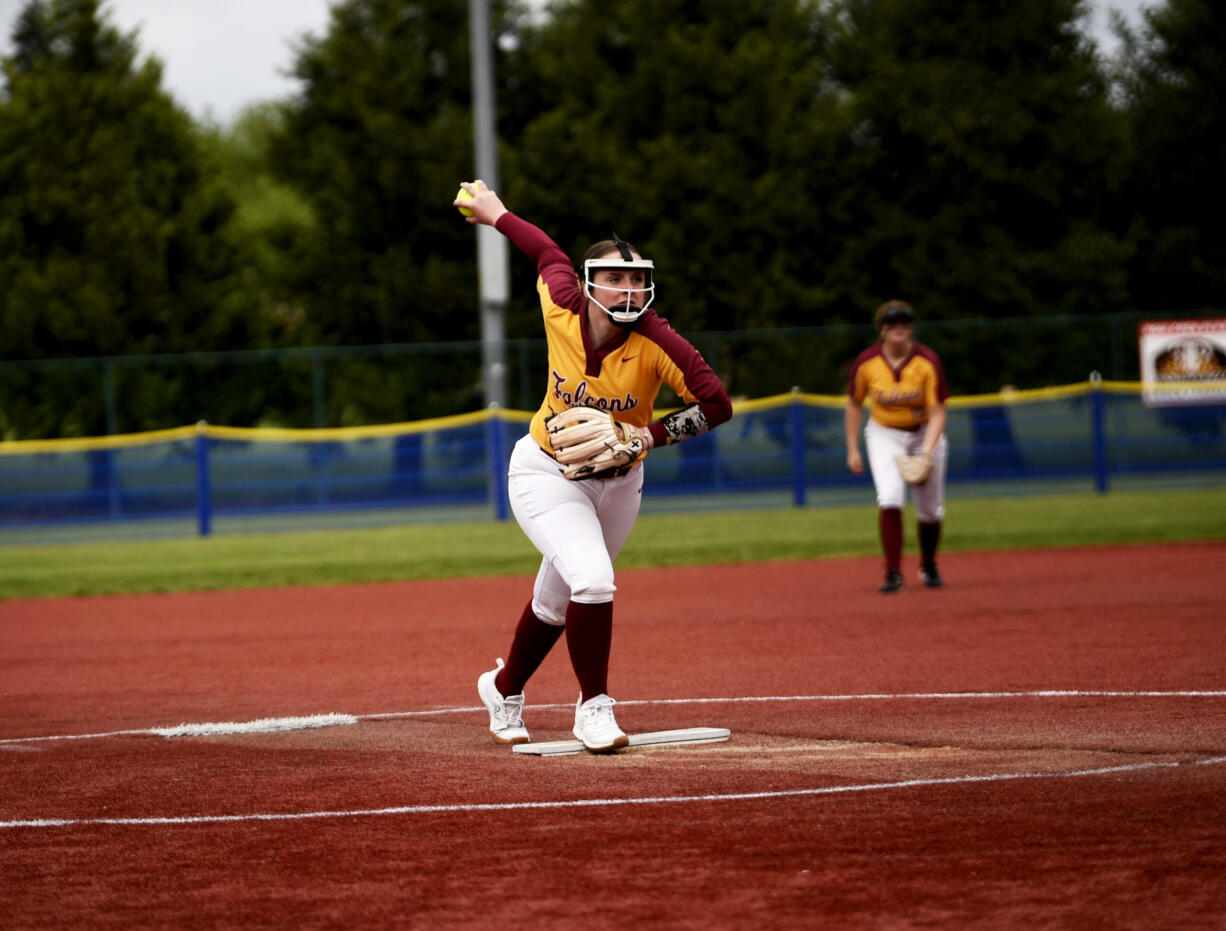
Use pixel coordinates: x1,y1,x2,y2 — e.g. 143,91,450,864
1,312,1205,441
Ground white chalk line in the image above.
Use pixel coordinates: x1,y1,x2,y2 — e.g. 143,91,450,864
0,714,359,744
4,755,1225,831
372,689,1226,719
150,714,358,738
3,690,1225,746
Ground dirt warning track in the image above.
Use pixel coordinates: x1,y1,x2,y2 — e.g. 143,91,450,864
3,542,1224,928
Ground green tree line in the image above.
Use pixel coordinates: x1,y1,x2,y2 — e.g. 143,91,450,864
1,0,1223,437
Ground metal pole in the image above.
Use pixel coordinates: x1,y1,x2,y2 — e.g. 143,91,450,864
487,411,510,520
790,388,807,507
1089,371,1109,494
103,359,120,516
468,0,509,410
195,421,212,536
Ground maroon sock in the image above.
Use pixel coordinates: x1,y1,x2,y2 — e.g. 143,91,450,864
918,520,941,568
564,600,614,702
879,507,903,573
495,601,564,696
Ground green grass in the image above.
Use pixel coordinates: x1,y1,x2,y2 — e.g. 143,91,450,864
1,488,1223,600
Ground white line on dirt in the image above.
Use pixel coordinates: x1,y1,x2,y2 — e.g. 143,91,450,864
4,756,1224,830
3,690,1224,745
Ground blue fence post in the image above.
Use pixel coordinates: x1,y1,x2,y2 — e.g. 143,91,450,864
1089,372,1109,493
790,388,807,507
195,421,212,536
487,407,510,521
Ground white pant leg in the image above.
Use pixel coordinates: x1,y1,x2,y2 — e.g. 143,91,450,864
908,431,948,523
864,420,911,510
865,420,949,519
507,435,643,623
526,560,572,627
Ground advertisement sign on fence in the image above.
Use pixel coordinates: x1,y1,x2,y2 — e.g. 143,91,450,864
1139,319,1226,407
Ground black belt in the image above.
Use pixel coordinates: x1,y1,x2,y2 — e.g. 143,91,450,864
587,464,635,480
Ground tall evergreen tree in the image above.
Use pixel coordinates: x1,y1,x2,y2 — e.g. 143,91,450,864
270,0,528,349
821,0,1130,325
265,0,538,421
1116,0,1226,313
200,103,317,345
0,0,264,362
502,0,837,333
0,0,273,436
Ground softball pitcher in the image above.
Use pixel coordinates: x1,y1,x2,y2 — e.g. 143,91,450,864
455,181,732,752
845,300,950,593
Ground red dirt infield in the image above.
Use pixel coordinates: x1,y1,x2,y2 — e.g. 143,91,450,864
3,541,1225,929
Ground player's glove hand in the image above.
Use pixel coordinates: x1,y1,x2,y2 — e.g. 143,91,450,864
894,452,933,485
546,406,647,480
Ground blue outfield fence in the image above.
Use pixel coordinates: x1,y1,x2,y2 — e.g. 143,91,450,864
1,381,1224,539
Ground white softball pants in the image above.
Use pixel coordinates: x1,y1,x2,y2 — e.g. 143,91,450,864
864,419,949,521
507,434,644,626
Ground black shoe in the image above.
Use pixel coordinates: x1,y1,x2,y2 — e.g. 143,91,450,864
878,570,904,593
919,564,944,588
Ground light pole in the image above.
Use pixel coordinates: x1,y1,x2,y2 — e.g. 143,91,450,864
468,0,510,410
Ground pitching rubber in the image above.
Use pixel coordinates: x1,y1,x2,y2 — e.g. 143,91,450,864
512,726,731,757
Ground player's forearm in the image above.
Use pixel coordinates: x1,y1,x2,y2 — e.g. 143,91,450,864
647,396,730,447
642,322,733,446
921,405,946,455
844,403,863,450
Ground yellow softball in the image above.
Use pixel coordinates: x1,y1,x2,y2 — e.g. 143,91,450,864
454,180,486,217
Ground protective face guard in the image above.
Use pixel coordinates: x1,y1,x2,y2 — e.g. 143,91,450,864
584,257,655,324
878,307,914,326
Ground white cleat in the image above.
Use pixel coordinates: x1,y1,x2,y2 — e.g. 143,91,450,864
573,693,629,753
477,658,529,745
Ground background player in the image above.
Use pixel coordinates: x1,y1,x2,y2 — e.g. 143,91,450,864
455,181,732,751
845,300,950,593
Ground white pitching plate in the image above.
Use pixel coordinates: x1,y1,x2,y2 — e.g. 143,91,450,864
512,726,731,756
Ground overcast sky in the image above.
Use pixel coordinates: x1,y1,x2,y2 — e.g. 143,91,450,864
1,0,1151,126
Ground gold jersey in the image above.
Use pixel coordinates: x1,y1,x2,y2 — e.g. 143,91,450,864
495,213,732,456
848,344,950,430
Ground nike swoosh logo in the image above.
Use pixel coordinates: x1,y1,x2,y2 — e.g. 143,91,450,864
622,355,637,362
